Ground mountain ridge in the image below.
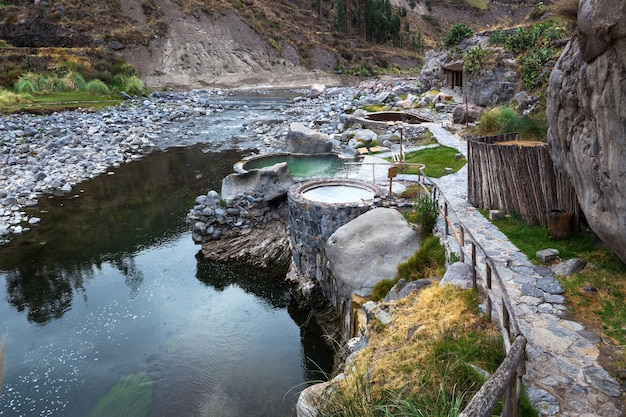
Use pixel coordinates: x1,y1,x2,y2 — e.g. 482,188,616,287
0,0,536,89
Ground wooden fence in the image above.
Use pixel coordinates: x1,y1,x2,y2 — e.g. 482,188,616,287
467,133,578,227
341,159,529,416
426,181,527,417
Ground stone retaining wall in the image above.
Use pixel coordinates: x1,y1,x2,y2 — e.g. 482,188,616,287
287,179,381,304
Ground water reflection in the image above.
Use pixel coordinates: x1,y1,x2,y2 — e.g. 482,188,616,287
196,256,290,308
0,142,333,417
0,145,242,324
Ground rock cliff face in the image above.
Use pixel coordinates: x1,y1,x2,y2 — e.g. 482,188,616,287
546,0,626,262
120,0,344,89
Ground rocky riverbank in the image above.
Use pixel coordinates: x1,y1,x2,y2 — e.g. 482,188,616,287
0,77,451,244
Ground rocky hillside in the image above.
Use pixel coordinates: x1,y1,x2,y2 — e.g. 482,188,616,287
0,0,535,89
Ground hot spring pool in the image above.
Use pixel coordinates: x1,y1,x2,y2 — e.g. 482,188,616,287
238,153,354,179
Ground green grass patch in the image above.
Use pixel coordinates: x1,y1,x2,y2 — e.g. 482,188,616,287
0,91,121,113
465,0,487,9
487,214,611,263
386,145,466,177
362,104,387,112
370,235,445,302
396,235,446,281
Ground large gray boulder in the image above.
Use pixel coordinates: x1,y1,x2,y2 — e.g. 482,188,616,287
221,162,293,204
286,122,333,154
439,262,473,289
326,208,421,299
546,0,626,262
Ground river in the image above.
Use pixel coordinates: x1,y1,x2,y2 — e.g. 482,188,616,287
0,96,333,417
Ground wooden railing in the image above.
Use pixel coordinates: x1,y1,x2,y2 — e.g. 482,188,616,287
427,179,527,417
340,154,528,416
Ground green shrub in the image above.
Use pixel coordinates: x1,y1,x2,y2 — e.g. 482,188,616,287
443,23,474,48
30,74,70,93
504,27,537,54
463,45,487,73
0,89,32,105
63,70,87,91
477,106,548,141
86,79,111,95
113,61,139,77
488,30,507,45
478,106,519,133
519,46,555,89
14,76,37,94
121,75,147,96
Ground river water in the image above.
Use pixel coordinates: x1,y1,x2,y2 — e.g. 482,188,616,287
0,96,333,417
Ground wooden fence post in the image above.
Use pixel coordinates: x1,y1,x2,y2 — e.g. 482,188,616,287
486,263,492,322
460,227,465,262
444,202,449,237
472,242,477,290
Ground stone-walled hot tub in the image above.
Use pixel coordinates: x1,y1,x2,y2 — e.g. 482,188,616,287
288,179,380,301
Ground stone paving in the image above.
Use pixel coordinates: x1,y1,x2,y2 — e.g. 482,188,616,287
397,123,624,416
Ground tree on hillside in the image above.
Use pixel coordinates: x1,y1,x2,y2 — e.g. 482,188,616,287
331,0,415,47
336,0,347,31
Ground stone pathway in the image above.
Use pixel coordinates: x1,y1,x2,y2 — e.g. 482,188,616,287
396,123,623,416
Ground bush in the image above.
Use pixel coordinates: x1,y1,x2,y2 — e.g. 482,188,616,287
409,193,440,237
14,76,37,94
488,30,508,45
63,70,87,91
477,106,548,141
463,45,487,73
478,106,519,134
443,23,474,48
519,46,555,89
0,89,32,106
86,79,111,95
121,75,147,96
505,27,536,54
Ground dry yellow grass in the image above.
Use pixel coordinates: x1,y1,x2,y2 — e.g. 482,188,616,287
337,285,501,398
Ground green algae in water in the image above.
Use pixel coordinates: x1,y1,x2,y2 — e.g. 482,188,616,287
90,373,154,417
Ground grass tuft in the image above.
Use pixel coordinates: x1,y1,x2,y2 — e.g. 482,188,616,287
321,285,504,417
86,79,112,95
396,235,446,281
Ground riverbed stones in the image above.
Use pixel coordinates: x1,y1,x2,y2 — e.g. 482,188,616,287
325,207,421,299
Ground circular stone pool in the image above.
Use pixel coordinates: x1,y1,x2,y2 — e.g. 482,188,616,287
287,179,381,300
292,178,380,205
235,153,357,179
302,184,375,204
